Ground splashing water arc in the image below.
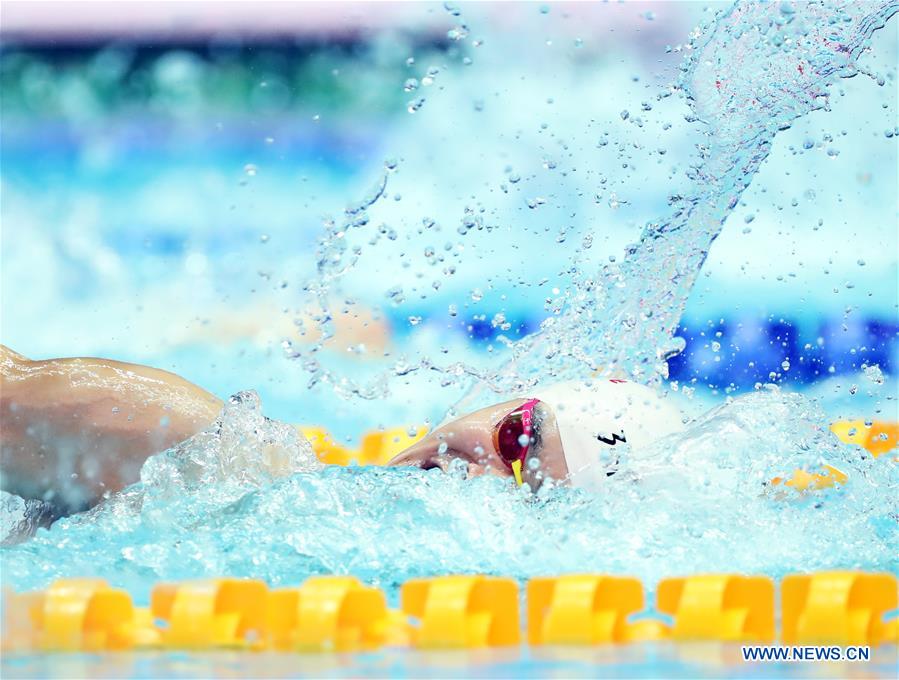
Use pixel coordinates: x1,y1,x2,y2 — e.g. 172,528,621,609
288,0,898,402
500,0,899,392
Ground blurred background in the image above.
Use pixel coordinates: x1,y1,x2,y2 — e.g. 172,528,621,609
2,1,896,438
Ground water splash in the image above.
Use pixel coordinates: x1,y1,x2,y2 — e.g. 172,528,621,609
138,390,320,516
0,493,60,546
284,0,898,407
2,0,895,607
496,0,899,390
1,388,894,601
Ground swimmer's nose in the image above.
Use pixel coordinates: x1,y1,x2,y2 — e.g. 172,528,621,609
388,431,508,477
387,431,506,479
389,446,495,479
388,437,472,470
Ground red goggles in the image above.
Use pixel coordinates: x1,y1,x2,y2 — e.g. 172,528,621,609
492,398,539,486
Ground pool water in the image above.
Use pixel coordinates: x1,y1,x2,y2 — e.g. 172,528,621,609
3,645,898,679
1,3,898,676
2,1,896,432
2,387,896,604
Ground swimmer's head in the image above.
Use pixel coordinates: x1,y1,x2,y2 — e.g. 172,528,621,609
388,379,685,490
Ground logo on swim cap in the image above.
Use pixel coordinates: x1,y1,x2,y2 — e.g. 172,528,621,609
596,431,627,446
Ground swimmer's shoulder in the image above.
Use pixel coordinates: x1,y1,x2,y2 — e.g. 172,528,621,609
0,344,222,417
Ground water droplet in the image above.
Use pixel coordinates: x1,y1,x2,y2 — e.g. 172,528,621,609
863,364,884,385
781,359,790,371
421,66,440,86
407,98,425,114
244,163,258,176
471,288,483,302
447,24,469,41
518,434,531,447
403,78,419,92
437,442,449,455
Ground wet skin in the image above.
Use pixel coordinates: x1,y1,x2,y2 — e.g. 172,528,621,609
0,345,567,518
388,398,569,489
1,346,221,511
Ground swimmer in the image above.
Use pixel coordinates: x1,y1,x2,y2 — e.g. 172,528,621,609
388,380,684,491
1,344,684,520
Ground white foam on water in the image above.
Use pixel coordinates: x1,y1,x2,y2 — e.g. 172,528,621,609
1,387,895,602
2,1,897,601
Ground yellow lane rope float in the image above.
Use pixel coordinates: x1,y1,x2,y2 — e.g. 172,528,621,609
2,572,896,653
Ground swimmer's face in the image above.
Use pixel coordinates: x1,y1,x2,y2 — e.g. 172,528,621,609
388,399,568,489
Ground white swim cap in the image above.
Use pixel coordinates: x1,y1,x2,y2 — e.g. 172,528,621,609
532,380,685,490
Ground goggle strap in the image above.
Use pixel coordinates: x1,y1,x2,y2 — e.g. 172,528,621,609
511,458,524,486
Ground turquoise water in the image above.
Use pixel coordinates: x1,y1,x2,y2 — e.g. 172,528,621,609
1,6,898,674
2,387,896,604
4,645,899,679
2,2,896,434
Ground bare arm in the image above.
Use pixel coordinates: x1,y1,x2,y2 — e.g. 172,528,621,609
0,345,222,511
